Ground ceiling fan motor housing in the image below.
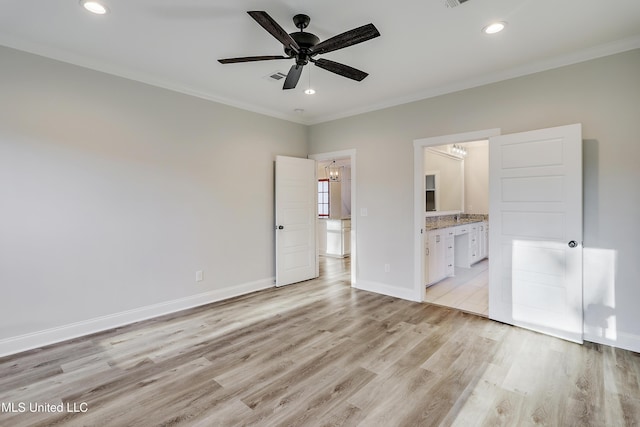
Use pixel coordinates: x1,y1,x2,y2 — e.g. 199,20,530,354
285,32,320,65
285,14,319,66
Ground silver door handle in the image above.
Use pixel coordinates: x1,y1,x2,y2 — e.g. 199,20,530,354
568,240,578,248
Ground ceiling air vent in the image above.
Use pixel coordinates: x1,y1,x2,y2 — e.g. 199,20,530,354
445,0,469,7
263,71,288,83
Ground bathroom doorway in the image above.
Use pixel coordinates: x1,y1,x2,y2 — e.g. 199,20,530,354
413,128,499,315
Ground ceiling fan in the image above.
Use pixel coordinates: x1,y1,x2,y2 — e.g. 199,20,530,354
218,11,380,90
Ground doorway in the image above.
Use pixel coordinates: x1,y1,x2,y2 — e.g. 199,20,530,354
414,125,583,344
422,140,490,316
309,150,357,286
412,128,501,304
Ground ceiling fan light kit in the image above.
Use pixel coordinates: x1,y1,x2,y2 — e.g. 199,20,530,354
482,21,507,34
80,0,109,15
218,11,380,91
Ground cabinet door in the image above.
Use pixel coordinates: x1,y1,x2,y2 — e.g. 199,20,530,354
343,225,351,256
469,225,479,264
424,237,430,284
427,231,446,284
478,222,488,259
445,236,455,276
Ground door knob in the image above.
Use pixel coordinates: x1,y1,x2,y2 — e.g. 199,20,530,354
568,240,578,248
277,225,284,230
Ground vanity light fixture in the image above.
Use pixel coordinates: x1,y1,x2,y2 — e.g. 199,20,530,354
452,144,467,156
81,0,109,15
482,21,507,35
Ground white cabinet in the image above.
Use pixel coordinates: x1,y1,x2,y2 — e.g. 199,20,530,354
469,223,479,265
425,230,445,285
325,219,350,258
454,225,471,268
425,228,455,285
425,220,488,286
478,221,488,260
444,229,455,278
342,220,351,256
454,222,488,268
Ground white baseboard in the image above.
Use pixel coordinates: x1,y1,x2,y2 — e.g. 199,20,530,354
584,327,640,354
0,278,274,358
5,278,638,358
353,279,420,302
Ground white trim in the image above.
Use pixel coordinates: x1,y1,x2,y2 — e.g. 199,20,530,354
413,129,500,303
308,35,640,124
584,330,640,354
309,149,357,285
3,33,638,126
0,278,274,358
353,280,419,302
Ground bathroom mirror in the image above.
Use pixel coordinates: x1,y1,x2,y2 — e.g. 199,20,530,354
424,147,464,213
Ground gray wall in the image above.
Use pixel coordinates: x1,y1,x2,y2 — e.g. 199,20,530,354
0,46,307,352
309,49,640,351
2,44,638,354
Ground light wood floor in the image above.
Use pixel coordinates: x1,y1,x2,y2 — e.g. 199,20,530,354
1,257,639,426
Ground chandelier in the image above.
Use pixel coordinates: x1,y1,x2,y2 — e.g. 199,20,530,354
325,160,342,182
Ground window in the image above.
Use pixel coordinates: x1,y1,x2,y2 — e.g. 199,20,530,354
318,179,329,217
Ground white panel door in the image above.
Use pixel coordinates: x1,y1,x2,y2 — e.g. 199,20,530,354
275,156,317,287
489,124,583,343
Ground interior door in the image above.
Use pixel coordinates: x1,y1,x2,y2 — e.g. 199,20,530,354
489,124,583,343
275,155,317,286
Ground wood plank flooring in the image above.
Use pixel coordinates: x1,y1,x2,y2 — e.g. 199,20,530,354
1,257,639,426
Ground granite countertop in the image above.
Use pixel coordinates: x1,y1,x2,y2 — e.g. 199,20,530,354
425,217,486,231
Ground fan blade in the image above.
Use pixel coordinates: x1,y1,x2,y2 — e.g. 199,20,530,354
248,11,300,53
309,23,380,55
313,58,368,81
283,64,304,90
218,55,289,64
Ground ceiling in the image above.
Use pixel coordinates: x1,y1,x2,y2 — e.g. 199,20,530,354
2,0,640,125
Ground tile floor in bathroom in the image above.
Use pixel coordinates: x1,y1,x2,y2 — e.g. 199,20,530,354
424,258,488,316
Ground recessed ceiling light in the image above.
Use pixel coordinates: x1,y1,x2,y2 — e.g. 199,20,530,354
482,21,507,35
81,0,109,15
304,88,316,95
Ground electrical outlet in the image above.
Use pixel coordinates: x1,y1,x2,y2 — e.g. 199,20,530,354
195,270,204,282
384,264,390,273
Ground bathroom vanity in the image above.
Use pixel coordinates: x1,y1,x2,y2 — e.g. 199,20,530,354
424,217,488,286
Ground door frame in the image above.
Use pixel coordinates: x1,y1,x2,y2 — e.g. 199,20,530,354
413,129,501,302
309,149,357,286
